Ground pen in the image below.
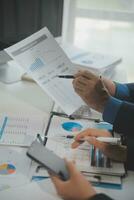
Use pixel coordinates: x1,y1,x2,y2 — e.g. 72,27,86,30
57,75,74,79
45,135,74,139
82,136,121,145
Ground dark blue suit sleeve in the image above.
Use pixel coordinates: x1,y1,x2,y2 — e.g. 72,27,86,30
114,83,134,103
126,83,134,103
89,194,113,200
113,101,134,170
113,101,134,136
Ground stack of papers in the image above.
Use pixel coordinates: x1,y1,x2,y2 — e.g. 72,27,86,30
61,43,122,76
45,115,125,188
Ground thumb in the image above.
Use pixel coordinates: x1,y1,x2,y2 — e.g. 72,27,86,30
50,174,63,188
65,160,78,176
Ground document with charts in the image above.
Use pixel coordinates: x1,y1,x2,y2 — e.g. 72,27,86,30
0,113,45,147
5,27,84,115
45,115,125,181
0,146,31,192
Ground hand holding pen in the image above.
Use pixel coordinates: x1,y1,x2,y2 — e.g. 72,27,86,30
71,128,127,162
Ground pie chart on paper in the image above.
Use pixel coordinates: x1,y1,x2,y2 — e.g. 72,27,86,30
0,163,16,175
61,121,83,132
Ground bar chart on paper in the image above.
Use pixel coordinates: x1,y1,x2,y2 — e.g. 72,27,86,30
29,58,45,72
0,116,8,140
0,113,45,146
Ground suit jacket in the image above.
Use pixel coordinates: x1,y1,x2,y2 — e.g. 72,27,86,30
89,193,113,200
113,83,134,170
90,83,134,200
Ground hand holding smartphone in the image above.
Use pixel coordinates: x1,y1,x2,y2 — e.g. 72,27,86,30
27,140,70,181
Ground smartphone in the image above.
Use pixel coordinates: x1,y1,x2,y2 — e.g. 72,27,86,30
27,140,70,181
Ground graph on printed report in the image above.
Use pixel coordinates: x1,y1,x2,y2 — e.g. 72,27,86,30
0,163,16,175
29,58,45,72
61,122,83,132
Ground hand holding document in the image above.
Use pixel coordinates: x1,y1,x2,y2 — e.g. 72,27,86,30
5,27,84,115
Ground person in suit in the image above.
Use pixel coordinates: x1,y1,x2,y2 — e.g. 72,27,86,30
50,70,133,200
72,70,134,170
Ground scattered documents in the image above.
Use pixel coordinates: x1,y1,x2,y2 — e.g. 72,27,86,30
45,114,125,186
61,43,122,75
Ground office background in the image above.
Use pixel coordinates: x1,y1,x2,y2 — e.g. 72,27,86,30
63,0,134,82
0,0,63,48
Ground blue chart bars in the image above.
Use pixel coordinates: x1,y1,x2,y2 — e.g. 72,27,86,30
0,116,8,140
29,58,45,72
90,145,111,168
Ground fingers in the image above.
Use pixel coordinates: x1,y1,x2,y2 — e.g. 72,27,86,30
74,70,97,80
73,70,98,93
71,129,112,149
76,128,111,139
71,140,83,148
50,174,63,189
65,160,78,176
73,75,95,91
71,130,90,148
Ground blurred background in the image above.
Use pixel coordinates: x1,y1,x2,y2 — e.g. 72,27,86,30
63,0,134,82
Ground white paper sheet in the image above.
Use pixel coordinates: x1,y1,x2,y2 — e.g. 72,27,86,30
0,146,31,192
5,27,84,115
0,113,45,147
0,181,61,200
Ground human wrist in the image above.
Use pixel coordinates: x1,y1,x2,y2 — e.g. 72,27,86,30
103,78,116,96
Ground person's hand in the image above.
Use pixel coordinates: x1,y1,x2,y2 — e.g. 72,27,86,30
72,128,127,162
73,70,115,112
50,160,96,200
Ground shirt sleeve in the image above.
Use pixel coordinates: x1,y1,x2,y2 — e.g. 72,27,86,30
89,193,113,200
103,97,122,124
114,82,130,100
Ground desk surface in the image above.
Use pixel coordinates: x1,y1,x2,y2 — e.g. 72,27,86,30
0,80,54,114
0,62,132,199
37,172,134,200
